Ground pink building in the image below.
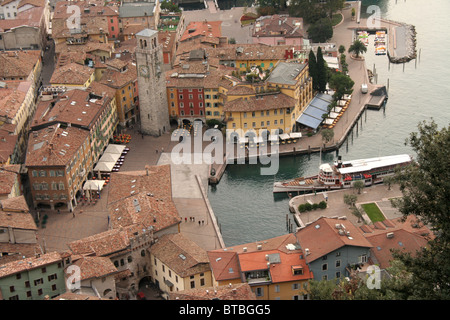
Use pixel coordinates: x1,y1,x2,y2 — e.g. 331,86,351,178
252,14,304,46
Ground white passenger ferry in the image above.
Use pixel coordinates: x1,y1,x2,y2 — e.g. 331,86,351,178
273,154,412,193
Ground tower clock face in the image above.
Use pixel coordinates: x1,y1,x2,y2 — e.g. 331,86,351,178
139,65,149,78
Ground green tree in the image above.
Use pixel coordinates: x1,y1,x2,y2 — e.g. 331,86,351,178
338,45,346,56
320,128,334,144
307,18,333,43
353,180,365,194
351,206,364,223
308,50,318,91
328,72,354,101
323,0,345,19
348,39,367,58
316,46,327,92
390,120,450,299
288,0,326,24
160,0,181,12
343,193,357,207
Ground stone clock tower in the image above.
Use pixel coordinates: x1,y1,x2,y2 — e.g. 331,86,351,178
135,29,170,136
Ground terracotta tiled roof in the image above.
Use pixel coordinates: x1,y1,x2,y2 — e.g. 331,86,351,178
25,125,90,167
0,243,42,265
0,87,26,119
0,164,20,196
169,283,256,300
49,62,94,85
0,50,40,79
223,92,296,112
0,6,44,32
295,217,373,263
32,89,112,130
0,251,63,278
0,196,35,231
361,216,434,269
150,233,210,278
181,21,222,42
67,228,130,257
208,233,313,283
99,62,137,89
107,166,181,233
253,15,303,38
17,0,46,9
70,255,118,281
55,41,114,56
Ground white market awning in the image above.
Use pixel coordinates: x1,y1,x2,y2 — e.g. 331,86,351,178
104,144,126,155
94,161,115,172
324,118,334,125
279,133,290,140
99,152,120,163
289,132,302,139
83,180,105,191
268,135,279,141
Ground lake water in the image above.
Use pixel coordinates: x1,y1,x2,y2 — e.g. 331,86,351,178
208,0,450,247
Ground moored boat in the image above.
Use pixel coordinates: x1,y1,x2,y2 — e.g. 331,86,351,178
273,154,412,193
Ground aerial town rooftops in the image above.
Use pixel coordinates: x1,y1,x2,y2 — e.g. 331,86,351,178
0,195,35,230
0,5,44,32
69,255,119,281
0,50,41,79
0,251,63,278
295,217,373,264
49,62,94,86
25,125,89,167
32,89,111,130
180,20,222,42
150,233,210,278
107,166,181,233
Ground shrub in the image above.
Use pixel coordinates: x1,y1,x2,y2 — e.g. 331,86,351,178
318,201,327,209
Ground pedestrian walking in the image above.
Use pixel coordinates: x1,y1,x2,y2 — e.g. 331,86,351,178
156,149,158,154
57,209,60,214
73,212,75,218
198,221,201,226
185,217,187,222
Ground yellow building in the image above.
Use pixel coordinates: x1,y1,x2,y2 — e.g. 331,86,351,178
208,234,313,300
150,233,213,299
99,62,138,128
223,62,313,137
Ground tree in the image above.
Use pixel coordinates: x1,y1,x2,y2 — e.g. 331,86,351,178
389,120,450,299
328,72,354,101
348,39,367,58
288,0,326,24
343,193,357,207
351,206,364,223
338,45,346,56
308,50,318,91
320,128,334,144
323,0,345,19
307,18,333,43
316,46,327,92
160,1,181,13
353,180,365,194
383,175,395,190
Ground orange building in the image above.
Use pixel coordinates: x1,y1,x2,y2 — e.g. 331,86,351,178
208,234,313,300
